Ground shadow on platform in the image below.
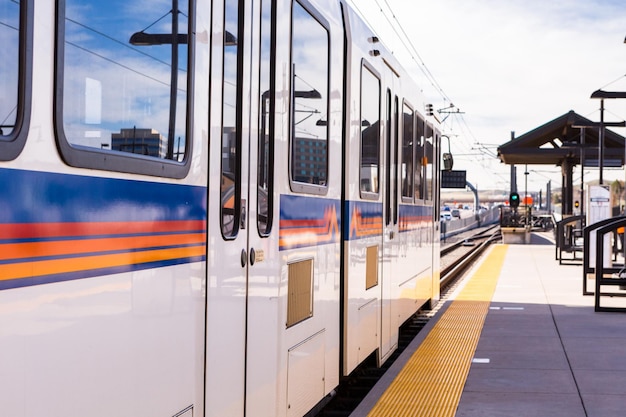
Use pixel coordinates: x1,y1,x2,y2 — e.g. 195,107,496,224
529,233,554,245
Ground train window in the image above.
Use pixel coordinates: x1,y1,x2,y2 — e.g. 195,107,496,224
289,1,329,192
401,102,414,200
0,0,31,160
393,95,399,225
385,89,392,226
433,130,441,208
360,64,380,196
221,0,244,238
56,0,192,178
257,0,275,236
424,123,435,201
415,116,425,200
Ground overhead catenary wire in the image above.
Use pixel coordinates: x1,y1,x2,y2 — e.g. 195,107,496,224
379,0,453,104
350,0,454,105
599,73,626,91
349,0,498,166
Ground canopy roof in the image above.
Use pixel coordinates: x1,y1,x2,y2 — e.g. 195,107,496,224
497,110,625,166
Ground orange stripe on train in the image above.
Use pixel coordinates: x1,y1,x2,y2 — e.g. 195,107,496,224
0,245,206,281
349,207,382,238
0,233,206,261
279,206,339,249
0,220,206,239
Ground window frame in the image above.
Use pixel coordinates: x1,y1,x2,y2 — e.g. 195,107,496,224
423,121,435,202
401,99,415,203
0,0,32,160
384,89,392,226
53,0,195,179
257,0,276,237
219,0,245,240
288,0,330,195
392,94,399,225
415,114,426,202
359,59,381,200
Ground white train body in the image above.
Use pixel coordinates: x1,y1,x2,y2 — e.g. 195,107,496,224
0,0,440,416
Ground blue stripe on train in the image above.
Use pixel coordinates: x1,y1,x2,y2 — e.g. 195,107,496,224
0,168,206,224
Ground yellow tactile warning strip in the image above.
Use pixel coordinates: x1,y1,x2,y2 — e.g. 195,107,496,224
367,244,509,417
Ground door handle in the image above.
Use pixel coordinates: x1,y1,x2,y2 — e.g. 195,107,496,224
240,249,247,267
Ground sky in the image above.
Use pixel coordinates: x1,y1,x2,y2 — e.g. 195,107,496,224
347,0,626,193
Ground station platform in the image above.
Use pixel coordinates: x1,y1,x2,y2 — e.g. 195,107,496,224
350,232,626,417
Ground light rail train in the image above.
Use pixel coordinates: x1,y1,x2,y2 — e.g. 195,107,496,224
0,0,441,416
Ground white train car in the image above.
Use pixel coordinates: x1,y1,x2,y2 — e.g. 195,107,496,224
341,6,441,376
0,1,440,416
1,1,207,417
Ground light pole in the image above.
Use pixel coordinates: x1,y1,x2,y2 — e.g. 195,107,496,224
524,164,529,208
129,0,184,160
570,125,587,214
589,90,626,185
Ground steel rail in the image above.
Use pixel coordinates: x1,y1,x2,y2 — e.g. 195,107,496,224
440,228,501,289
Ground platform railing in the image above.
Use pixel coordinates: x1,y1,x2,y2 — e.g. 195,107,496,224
554,215,585,265
582,216,625,295
593,217,626,312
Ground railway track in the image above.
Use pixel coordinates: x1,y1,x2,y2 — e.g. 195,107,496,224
440,225,501,288
314,225,501,417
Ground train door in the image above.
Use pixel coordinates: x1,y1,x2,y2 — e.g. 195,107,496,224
243,0,284,414
205,0,255,415
207,0,282,415
205,0,249,415
380,79,400,361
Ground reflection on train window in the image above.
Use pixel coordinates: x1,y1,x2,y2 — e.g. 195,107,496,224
385,89,392,226
257,0,274,236
0,1,20,138
360,65,380,196
290,1,329,188
58,0,190,174
424,123,435,201
0,0,30,160
415,116,425,200
401,103,414,200
221,0,242,238
393,95,399,225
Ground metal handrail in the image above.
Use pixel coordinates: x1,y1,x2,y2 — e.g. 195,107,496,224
555,215,585,263
582,216,626,295
594,217,626,312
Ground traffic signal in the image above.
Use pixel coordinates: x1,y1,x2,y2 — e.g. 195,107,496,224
574,200,580,209
425,103,434,116
509,192,520,208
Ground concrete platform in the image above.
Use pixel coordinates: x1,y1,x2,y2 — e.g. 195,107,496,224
460,234,626,417
351,232,626,417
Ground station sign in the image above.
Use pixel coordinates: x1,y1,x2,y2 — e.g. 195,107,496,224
441,170,466,189
587,184,612,268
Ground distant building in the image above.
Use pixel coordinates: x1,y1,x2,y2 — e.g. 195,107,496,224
292,137,327,184
111,128,165,158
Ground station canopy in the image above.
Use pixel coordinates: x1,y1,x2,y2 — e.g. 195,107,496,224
498,110,626,167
